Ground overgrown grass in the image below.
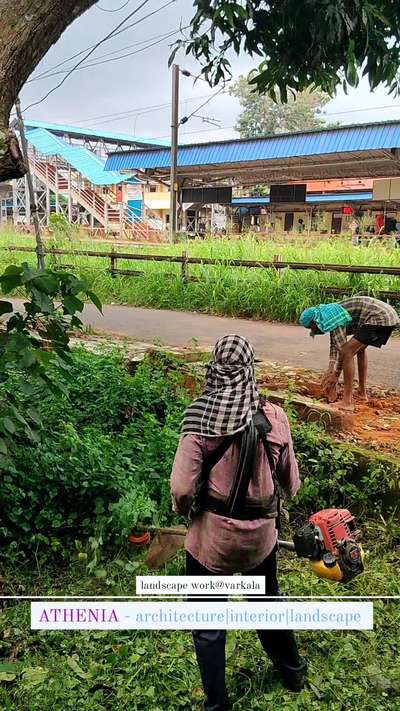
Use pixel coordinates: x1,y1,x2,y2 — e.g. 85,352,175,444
0,346,399,709
0,538,399,710
1,229,399,322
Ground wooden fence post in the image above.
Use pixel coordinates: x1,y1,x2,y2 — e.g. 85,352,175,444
181,250,189,283
273,253,284,279
110,249,117,278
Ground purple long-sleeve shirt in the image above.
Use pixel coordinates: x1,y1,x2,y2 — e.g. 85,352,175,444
171,403,301,573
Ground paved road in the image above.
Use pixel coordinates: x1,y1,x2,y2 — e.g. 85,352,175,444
78,303,400,389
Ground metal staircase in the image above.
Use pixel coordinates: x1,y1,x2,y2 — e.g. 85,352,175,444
17,127,166,241
32,157,163,240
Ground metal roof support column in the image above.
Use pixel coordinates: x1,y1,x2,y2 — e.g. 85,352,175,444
45,164,50,226
119,203,123,237
68,163,72,223
55,156,59,214
12,180,18,226
24,175,31,225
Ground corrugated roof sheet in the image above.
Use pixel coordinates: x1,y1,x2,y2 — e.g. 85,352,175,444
23,119,169,147
105,120,400,171
26,128,139,186
232,192,373,206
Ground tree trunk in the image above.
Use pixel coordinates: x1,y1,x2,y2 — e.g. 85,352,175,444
0,0,97,182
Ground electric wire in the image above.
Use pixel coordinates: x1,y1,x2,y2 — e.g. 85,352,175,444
96,0,132,11
30,0,176,82
29,23,188,84
27,30,180,87
181,86,226,124
73,94,215,126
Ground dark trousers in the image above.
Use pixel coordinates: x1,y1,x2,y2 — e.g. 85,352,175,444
186,548,304,711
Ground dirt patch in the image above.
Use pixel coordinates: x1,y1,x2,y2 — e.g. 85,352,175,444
350,398,400,449
257,363,400,453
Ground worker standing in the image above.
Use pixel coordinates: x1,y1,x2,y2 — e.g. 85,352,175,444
299,296,400,410
170,335,307,711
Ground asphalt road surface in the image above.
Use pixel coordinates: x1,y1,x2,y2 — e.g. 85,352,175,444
78,303,400,390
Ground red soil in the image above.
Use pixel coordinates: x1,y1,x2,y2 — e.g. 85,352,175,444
257,365,400,453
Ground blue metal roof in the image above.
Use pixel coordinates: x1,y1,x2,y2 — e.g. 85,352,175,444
23,119,169,148
105,120,400,171
26,128,140,186
232,191,374,206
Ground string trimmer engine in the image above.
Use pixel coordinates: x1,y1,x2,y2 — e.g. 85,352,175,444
279,508,364,583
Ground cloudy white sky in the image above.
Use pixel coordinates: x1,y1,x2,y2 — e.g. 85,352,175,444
19,0,400,144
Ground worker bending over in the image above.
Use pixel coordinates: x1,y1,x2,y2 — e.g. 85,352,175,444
300,296,400,410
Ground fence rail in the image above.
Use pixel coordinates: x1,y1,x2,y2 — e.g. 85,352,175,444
5,245,400,291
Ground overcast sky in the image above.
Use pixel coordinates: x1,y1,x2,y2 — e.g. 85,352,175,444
19,0,400,144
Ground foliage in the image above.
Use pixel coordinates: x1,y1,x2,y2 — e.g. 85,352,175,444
0,350,191,556
48,212,78,242
0,563,399,709
0,347,398,709
176,1,400,100
0,261,101,459
0,346,397,561
230,76,330,138
288,421,400,520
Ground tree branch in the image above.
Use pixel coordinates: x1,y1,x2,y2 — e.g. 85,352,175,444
0,1,97,182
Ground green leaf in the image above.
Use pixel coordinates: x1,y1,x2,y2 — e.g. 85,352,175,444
94,568,107,579
66,657,88,680
2,417,16,435
0,663,22,672
19,350,37,369
32,274,59,294
0,672,17,682
30,287,54,315
3,265,23,276
63,295,84,315
87,291,103,314
26,407,42,426
0,438,8,455
0,301,13,316
19,381,34,396
0,275,23,294
22,667,48,686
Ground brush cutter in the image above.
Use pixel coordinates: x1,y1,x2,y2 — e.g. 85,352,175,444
136,508,364,584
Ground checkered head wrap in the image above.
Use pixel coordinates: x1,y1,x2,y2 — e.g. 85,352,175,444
181,334,259,437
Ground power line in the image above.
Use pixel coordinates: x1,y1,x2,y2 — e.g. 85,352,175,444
157,123,237,139
23,0,158,112
181,86,226,124
96,0,132,11
27,29,180,86
27,28,185,84
324,103,400,117
73,93,215,126
27,0,176,83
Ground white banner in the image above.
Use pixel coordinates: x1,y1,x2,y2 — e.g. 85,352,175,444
136,575,265,596
31,602,373,630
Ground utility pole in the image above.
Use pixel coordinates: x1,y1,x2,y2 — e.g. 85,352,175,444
169,64,180,243
15,97,45,270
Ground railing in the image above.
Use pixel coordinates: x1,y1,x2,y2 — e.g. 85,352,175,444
5,246,400,299
32,158,165,240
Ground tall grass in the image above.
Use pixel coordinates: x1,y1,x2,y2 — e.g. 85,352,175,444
1,228,399,322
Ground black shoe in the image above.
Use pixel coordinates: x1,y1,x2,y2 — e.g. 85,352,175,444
274,658,308,692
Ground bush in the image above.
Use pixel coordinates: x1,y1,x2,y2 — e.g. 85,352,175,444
0,347,397,559
0,349,190,555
